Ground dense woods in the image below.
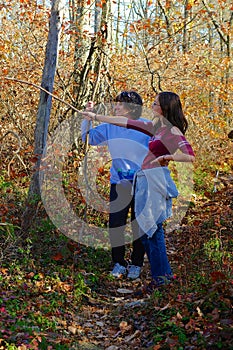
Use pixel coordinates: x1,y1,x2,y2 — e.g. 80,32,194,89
0,0,232,349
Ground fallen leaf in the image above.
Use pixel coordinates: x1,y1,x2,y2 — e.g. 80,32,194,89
117,288,134,294
52,252,63,261
68,326,77,334
197,306,204,317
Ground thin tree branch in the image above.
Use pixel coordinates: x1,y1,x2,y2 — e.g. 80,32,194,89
1,76,81,113
201,0,227,45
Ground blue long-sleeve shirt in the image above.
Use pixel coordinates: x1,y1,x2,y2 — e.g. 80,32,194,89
81,119,150,184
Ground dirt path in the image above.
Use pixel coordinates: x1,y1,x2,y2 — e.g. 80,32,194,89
72,182,233,349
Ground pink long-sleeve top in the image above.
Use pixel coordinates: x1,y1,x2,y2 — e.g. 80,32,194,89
127,119,195,170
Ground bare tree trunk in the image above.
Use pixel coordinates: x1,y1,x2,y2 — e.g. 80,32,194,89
183,0,189,53
201,0,233,119
72,0,113,107
115,0,121,46
21,0,65,231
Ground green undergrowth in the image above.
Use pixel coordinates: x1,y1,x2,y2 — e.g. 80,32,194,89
0,165,232,349
1,199,232,349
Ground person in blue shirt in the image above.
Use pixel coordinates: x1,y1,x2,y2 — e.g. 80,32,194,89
81,91,150,279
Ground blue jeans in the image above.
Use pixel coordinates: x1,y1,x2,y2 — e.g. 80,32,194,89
141,223,173,284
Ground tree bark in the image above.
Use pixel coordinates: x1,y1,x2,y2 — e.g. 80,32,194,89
72,0,113,108
21,0,65,231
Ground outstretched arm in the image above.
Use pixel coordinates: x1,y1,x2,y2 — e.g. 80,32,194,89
80,111,128,128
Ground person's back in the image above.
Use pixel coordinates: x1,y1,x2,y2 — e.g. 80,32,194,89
81,120,150,183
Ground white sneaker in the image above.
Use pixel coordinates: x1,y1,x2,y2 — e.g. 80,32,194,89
127,265,141,279
110,263,127,278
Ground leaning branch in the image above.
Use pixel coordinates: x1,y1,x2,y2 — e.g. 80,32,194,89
1,76,81,114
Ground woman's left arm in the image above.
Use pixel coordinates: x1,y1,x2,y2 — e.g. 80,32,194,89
151,153,195,167
163,153,195,162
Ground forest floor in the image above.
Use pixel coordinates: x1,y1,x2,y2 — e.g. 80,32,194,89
0,180,233,350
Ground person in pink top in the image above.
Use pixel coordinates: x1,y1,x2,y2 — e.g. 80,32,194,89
81,91,195,290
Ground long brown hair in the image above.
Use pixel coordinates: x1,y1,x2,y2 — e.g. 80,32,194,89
158,92,188,134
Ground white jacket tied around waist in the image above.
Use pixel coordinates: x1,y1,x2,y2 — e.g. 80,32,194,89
134,167,179,238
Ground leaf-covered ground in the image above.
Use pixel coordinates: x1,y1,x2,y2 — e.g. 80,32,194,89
0,182,233,350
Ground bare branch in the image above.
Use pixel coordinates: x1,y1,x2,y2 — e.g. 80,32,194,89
1,76,81,114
